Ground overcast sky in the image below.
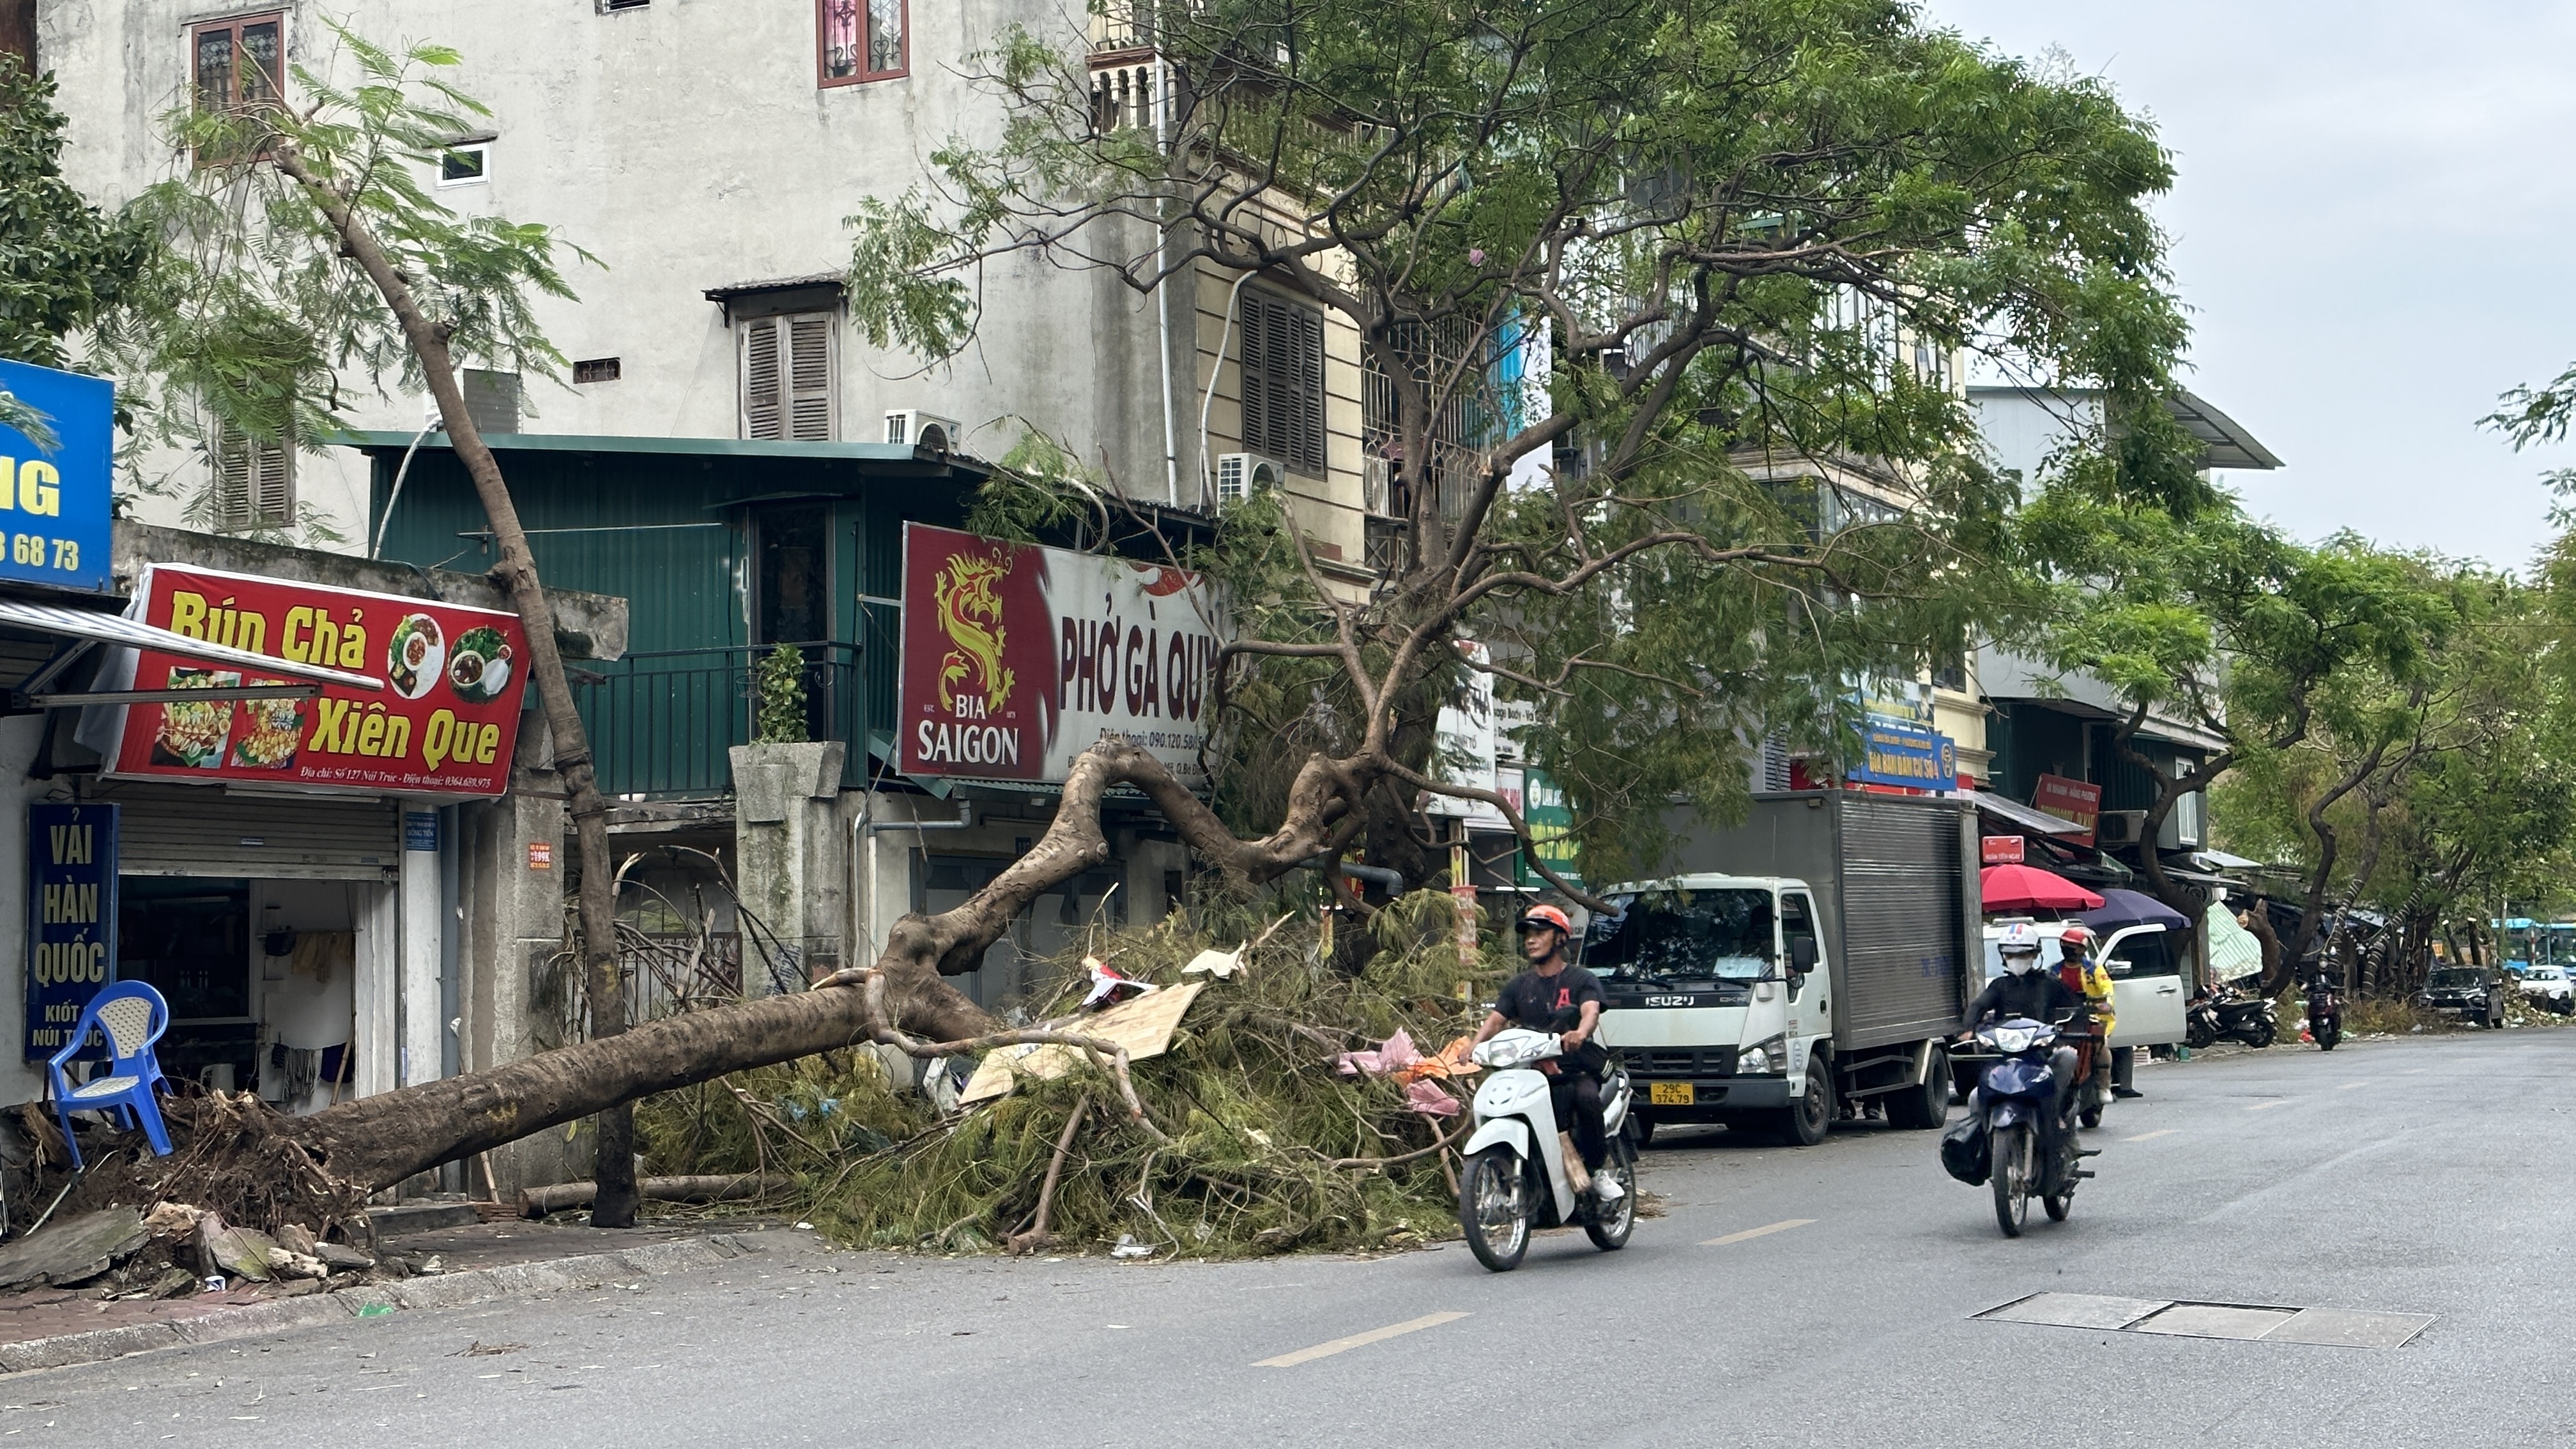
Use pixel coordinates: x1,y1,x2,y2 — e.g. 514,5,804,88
1926,0,2576,571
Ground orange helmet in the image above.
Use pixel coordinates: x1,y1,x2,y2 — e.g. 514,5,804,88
1517,905,1574,935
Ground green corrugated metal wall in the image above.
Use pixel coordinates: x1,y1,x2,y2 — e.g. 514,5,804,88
367,445,970,794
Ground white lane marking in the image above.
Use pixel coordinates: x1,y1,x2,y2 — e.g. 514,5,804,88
1700,1218,1815,1247
2122,1129,2178,1142
2246,1100,2288,1111
2338,1082,2368,1091
1255,1311,1469,1367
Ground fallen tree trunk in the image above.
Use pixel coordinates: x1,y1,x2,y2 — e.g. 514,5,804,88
280,740,1344,1192
520,1173,784,1217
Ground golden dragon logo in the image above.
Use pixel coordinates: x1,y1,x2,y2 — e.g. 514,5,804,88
933,551,1015,713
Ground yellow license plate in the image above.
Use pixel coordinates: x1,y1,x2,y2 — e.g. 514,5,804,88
1650,1082,1695,1106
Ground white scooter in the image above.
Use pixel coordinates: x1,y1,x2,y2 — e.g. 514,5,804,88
1457,1028,1638,1271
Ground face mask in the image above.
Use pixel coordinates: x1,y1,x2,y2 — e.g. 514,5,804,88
2003,953,2039,976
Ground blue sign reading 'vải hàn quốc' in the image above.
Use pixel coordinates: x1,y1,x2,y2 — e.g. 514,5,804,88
0,358,115,594
25,803,118,1063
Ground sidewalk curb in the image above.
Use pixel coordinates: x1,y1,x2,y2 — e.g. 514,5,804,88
0,1229,797,1377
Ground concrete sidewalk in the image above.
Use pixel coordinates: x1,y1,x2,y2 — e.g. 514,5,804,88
0,1215,815,1375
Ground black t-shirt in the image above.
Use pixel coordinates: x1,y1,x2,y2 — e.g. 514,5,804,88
1966,969,2085,1027
1495,965,1605,1032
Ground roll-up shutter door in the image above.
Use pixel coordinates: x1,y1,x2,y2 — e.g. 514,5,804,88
1833,795,1969,1049
94,784,399,880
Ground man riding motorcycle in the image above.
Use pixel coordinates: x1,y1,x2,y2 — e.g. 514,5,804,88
1960,923,2090,1149
1472,905,1621,1202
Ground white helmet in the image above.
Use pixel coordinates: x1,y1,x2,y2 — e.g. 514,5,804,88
1997,922,2043,975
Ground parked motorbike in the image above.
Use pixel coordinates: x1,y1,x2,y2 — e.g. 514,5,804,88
2186,985,2277,1048
1947,1016,2094,1238
1456,1029,1637,1271
2306,970,2343,1051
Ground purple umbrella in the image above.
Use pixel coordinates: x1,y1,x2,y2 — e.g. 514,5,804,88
2078,887,2188,933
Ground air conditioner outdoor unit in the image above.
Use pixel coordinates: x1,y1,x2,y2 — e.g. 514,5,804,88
2096,810,2148,847
1215,452,1285,505
1362,455,1393,515
885,409,963,453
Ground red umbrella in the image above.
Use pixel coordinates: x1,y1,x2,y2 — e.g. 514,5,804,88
1981,863,2104,914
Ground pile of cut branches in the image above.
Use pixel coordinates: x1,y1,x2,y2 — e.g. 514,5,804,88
638,892,1511,1257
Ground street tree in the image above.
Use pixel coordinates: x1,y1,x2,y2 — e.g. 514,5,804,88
114,29,650,1223
2016,494,2450,955
0,57,153,436
118,6,2191,1198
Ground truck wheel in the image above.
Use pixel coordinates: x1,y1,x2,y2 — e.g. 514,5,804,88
1884,1045,1952,1130
1777,1057,1833,1147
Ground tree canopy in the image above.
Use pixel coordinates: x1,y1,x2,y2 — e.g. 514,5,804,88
855,0,2193,887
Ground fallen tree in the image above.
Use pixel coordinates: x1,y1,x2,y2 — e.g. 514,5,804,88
110,2,2191,1199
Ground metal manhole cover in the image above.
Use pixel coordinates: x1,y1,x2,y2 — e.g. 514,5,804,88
2129,1303,2299,1340
1977,1294,2432,1349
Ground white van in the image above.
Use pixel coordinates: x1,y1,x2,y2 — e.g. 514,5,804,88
1979,919,2187,1048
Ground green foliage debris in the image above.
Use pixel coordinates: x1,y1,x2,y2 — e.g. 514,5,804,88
638,893,1514,1257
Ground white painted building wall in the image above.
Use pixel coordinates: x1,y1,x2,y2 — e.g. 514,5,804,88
35,0,1206,543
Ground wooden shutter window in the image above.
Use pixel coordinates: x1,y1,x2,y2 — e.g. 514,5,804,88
1238,291,1324,476
740,312,836,441
787,315,835,440
741,317,784,440
212,422,293,531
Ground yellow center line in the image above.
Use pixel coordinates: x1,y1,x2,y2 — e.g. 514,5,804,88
2247,1100,2288,1111
1254,1311,1470,1368
2122,1128,2177,1142
1700,1218,1815,1247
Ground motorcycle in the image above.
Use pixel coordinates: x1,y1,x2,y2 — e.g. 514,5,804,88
2186,985,2277,1048
2306,971,2343,1051
1456,1028,1637,1271
1951,1016,2094,1238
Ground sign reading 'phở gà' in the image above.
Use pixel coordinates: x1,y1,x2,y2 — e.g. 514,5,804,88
897,524,1229,789
100,565,531,797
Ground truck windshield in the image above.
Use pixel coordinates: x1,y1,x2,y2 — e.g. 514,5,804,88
1584,888,1774,981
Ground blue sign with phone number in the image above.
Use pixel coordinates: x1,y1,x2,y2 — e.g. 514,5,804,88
0,358,116,595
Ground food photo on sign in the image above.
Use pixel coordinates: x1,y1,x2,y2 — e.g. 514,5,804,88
74,565,532,797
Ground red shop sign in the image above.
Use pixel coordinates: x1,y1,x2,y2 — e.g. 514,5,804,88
103,565,530,797
1981,834,2026,865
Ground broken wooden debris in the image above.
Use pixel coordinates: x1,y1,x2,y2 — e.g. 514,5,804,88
0,1207,147,1291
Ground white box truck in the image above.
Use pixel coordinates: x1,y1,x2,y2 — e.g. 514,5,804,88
1588,792,1979,1146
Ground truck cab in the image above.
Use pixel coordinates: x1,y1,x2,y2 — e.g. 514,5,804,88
1588,875,1829,1133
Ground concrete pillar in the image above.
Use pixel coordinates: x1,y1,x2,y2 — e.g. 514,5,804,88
351,882,399,1101
397,808,443,1087
456,768,576,1194
730,741,849,989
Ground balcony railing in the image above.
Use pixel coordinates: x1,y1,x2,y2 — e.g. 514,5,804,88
579,625,894,799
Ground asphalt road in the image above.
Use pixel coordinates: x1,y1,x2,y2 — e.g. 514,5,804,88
4,1031,2570,1447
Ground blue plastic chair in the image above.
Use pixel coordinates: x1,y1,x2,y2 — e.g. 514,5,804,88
46,982,174,1170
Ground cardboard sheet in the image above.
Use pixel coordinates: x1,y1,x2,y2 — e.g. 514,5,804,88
958,980,1206,1105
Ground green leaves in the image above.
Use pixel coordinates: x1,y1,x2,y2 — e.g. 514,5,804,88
102,22,592,539
0,59,154,372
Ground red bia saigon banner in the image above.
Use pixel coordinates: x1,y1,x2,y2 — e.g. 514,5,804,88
104,565,530,797
898,524,1227,789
